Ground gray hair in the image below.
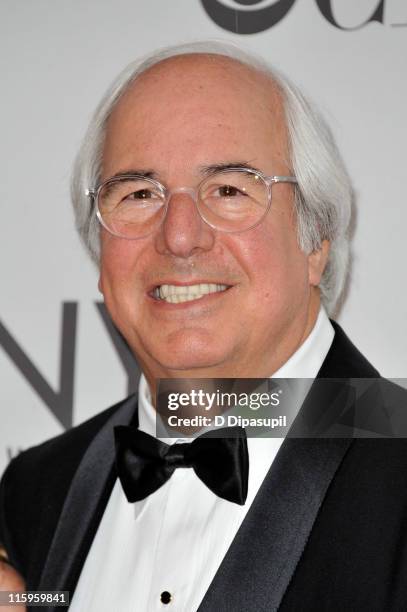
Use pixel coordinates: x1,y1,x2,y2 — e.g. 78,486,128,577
71,40,352,315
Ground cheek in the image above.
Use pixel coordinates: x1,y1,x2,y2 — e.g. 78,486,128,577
99,234,144,308
238,222,309,308
100,250,129,294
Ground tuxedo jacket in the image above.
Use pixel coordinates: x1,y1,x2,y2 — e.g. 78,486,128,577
1,322,407,612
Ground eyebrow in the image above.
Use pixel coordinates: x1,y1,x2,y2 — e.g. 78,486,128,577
105,161,261,184
199,161,262,176
108,169,159,181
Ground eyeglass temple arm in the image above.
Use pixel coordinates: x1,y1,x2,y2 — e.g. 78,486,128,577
270,176,297,184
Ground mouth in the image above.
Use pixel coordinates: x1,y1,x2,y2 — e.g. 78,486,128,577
152,283,230,304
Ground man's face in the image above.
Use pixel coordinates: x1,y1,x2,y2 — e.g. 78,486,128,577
99,55,326,386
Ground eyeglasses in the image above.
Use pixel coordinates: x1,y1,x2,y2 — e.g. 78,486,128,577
86,167,297,239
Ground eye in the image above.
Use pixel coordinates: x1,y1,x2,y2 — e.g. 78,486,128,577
217,185,246,197
126,189,158,200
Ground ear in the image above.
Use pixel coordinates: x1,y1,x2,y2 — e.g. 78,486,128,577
308,240,330,286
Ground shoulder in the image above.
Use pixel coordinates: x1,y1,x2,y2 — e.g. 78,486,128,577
323,322,407,430
0,395,136,572
319,320,380,378
3,396,134,490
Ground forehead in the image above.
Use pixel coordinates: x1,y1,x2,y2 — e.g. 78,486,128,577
102,54,289,179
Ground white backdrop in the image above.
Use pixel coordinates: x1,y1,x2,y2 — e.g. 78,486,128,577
1,0,406,473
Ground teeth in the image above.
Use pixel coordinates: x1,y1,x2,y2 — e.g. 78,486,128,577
157,283,228,303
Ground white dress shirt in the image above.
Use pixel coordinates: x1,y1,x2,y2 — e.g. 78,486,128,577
70,308,334,612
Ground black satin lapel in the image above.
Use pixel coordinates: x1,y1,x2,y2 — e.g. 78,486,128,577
36,396,137,610
198,437,352,612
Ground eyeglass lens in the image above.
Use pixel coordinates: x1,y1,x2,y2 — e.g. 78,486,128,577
97,171,270,238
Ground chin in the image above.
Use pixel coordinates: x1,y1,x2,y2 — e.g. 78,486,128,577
150,331,231,375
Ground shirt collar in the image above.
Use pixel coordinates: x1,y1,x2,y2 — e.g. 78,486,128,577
273,307,334,378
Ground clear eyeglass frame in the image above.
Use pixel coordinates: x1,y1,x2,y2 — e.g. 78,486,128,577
85,166,298,239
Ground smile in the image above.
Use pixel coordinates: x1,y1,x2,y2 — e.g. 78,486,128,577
154,283,229,304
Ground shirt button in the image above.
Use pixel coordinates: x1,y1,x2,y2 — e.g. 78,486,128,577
160,591,172,604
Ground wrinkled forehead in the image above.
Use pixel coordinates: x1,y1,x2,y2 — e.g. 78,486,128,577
102,54,289,178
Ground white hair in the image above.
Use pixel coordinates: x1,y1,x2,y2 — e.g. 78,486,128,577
71,40,353,315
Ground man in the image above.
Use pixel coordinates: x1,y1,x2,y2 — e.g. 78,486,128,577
1,42,406,611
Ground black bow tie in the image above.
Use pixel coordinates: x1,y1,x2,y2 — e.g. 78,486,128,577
114,425,249,505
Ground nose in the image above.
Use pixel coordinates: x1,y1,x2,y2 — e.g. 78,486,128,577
154,188,215,258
